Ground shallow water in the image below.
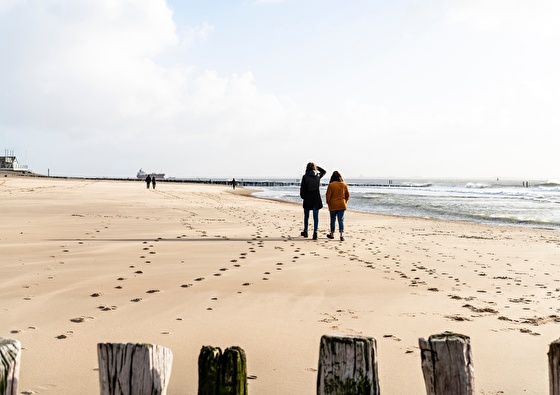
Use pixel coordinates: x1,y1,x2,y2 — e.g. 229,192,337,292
251,178,560,230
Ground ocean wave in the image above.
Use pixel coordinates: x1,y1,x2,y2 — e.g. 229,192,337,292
252,179,560,230
400,182,432,187
465,182,491,189
537,180,560,189
544,179,560,185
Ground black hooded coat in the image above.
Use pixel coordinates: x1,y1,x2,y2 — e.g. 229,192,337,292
300,166,326,210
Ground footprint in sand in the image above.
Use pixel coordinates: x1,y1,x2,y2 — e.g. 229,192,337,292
195,277,205,282
56,331,74,339
98,305,117,311
146,289,160,294
70,316,94,323
131,298,142,302
181,284,193,288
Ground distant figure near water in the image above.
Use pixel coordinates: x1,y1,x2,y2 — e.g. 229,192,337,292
145,175,151,189
151,175,156,189
232,178,237,190
300,162,326,240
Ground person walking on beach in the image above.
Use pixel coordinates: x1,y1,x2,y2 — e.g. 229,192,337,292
232,178,237,190
300,162,326,240
145,174,151,189
326,170,350,241
151,175,156,189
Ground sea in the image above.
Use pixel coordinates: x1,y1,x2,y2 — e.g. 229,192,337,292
245,178,560,231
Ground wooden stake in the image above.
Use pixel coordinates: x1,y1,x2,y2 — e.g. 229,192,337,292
419,332,474,395
198,346,247,395
317,334,380,395
548,338,560,395
97,343,173,395
0,338,21,395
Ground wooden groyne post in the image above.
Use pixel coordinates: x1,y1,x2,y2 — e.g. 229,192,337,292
97,342,173,395
317,334,380,395
548,339,560,395
0,338,21,395
198,346,247,395
419,332,474,395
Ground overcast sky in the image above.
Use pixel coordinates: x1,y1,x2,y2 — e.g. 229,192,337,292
1,0,559,179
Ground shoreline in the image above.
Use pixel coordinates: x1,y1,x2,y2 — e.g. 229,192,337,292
6,171,558,232
1,177,560,394
249,189,560,234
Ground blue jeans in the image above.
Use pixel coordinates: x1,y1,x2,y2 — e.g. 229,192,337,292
330,210,345,233
303,208,319,234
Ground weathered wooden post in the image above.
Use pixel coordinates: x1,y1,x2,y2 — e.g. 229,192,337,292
548,338,560,394
97,343,173,395
317,334,380,395
198,345,247,395
0,338,21,395
419,332,474,395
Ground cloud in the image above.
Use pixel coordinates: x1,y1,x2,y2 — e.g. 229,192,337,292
2,0,559,179
444,0,560,37
0,0,320,177
0,0,179,136
183,22,214,48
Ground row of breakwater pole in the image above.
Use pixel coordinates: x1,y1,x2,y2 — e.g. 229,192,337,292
4,332,560,394
157,179,417,188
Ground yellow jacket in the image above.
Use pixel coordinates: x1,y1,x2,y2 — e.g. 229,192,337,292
326,181,350,211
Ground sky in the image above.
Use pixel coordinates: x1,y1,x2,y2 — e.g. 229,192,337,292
1,0,559,180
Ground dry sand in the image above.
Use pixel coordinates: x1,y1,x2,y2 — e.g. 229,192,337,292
1,176,560,394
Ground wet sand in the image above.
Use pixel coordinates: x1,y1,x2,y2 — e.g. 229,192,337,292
1,176,560,394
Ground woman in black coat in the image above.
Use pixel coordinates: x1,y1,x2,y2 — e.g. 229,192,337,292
300,162,326,240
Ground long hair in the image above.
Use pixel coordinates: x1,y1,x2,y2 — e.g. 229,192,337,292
306,162,317,172
329,171,343,183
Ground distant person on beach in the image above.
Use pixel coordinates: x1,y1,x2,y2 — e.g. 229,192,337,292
300,162,326,240
145,174,151,189
326,170,350,241
151,175,156,189
232,178,237,190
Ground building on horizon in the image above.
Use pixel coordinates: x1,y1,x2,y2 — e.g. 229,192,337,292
1,150,29,172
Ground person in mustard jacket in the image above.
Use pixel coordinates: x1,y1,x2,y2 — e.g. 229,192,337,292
326,171,350,241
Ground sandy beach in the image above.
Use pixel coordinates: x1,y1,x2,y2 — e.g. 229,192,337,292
2,176,560,394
